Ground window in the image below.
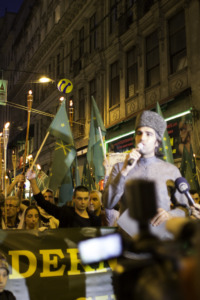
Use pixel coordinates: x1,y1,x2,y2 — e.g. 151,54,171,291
79,27,84,58
110,0,118,34
125,0,134,25
126,47,138,98
168,10,187,74
70,39,74,71
110,61,120,107
79,88,85,119
90,13,97,53
56,53,60,76
89,78,97,117
146,30,160,87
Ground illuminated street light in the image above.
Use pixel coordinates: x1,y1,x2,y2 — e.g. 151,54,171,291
38,76,54,83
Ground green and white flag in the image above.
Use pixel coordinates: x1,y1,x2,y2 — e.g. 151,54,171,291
48,100,76,193
87,96,106,183
156,102,174,164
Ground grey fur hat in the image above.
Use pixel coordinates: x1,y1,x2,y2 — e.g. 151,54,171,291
135,110,166,138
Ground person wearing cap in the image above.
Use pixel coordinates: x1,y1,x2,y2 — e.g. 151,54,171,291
0,252,16,299
103,110,190,239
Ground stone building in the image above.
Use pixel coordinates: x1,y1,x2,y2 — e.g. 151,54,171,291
0,0,200,181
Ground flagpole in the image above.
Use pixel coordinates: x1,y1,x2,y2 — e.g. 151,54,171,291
23,90,33,175
30,131,50,170
98,126,106,160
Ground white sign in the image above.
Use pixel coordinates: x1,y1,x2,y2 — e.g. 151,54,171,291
0,80,7,105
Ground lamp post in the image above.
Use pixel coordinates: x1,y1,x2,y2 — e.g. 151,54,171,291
3,122,10,227
69,99,74,127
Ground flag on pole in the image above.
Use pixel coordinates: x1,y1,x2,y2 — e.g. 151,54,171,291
180,145,199,190
48,99,76,193
81,159,95,191
58,168,74,206
87,96,106,183
74,156,81,187
156,102,174,164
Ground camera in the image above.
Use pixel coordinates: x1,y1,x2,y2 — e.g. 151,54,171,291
78,180,200,300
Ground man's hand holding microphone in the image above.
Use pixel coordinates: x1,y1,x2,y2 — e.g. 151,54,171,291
121,143,143,177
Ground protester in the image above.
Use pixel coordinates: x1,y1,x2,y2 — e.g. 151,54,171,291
103,110,190,239
88,190,119,226
42,188,55,204
1,196,21,229
5,173,25,198
26,169,101,228
21,205,42,230
0,252,16,299
190,190,200,204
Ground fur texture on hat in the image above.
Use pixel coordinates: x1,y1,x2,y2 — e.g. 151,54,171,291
135,110,166,138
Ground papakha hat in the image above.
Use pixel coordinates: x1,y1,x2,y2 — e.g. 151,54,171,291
135,110,166,138
0,253,9,274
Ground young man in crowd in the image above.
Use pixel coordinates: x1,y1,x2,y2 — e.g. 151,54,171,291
26,169,101,228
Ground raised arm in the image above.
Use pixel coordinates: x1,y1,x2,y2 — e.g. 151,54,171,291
26,169,61,220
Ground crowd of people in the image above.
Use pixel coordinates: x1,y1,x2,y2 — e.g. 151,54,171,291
1,109,200,299
0,170,120,231
0,109,199,235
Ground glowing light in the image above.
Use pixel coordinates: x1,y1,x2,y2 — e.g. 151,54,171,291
59,97,65,102
37,164,41,170
39,77,53,83
4,122,10,129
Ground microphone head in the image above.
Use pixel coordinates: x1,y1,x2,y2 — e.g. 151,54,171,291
175,177,190,193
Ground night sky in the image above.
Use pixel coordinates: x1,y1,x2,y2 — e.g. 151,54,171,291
0,0,24,17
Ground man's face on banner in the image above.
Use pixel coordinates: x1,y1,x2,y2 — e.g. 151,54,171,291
0,268,8,292
179,120,191,143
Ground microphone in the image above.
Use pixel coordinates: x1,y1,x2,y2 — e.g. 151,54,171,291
127,143,143,166
175,177,195,206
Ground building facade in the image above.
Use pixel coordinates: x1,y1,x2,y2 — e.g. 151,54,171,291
0,0,200,179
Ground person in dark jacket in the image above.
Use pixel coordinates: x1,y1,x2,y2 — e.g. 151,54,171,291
26,169,101,228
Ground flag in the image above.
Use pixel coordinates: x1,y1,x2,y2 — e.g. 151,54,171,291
180,145,199,190
156,102,174,164
87,96,106,183
48,100,76,193
58,168,74,206
35,168,49,191
74,156,81,187
81,159,95,191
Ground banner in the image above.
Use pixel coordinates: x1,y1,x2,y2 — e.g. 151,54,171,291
0,228,117,300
